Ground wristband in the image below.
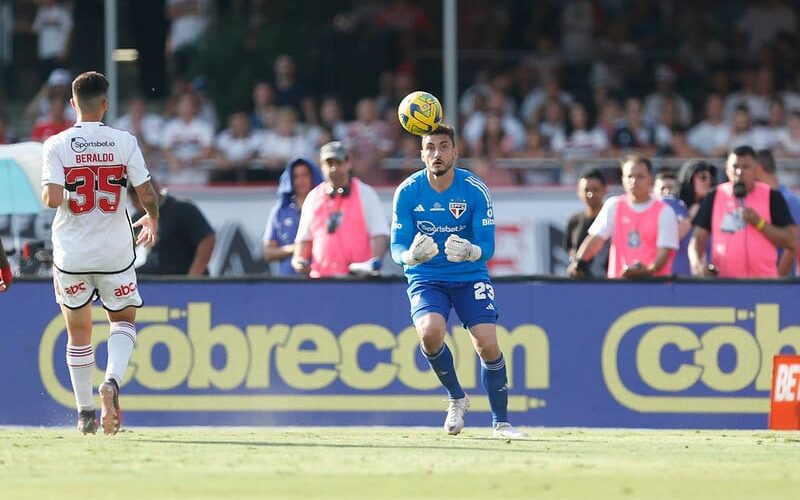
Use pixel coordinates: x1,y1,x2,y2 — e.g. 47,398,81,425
755,218,766,231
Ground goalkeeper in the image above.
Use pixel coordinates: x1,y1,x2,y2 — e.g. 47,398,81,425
390,124,526,439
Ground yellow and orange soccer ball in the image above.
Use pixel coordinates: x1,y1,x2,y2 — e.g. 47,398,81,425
397,91,443,136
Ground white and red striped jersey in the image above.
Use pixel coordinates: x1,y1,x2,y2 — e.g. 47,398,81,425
42,121,151,273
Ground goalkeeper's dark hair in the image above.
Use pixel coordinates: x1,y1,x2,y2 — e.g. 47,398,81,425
72,71,109,110
424,124,456,146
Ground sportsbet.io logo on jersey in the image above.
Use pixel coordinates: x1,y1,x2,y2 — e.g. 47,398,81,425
70,136,116,153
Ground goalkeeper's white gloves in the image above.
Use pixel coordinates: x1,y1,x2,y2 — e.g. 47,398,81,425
444,234,482,262
401,233,439,266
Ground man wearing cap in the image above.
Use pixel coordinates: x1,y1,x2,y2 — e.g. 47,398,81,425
292,141,389,278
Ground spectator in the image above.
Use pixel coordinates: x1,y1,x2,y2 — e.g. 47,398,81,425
611,97,666,156
689,146,796,278
292,141,389,278
677,159,717,220
343,98,394,184
653,169,692,276
262,157,323,276
160,93,215,180
564,168,608,277
273,54,317,125
754,149,800,275
687,94,729,156
725,104,776,151
189,76,219,130
569,155,679,279
559,0,595,60
470,110,517,159
129,180,216,276
643,65,692,128
464,90,526,152
30,95,72,142
113,97,164,158
250,81,277,130
212,111,261,182
307,96,348,149
551,102,609,159
25,68,75,122
538,98,568,150
257,107,313,180
30,0,73,84
520,71,574,126
775,110,800,157
736,1,796,56
165,0,213,79
724,67,773,124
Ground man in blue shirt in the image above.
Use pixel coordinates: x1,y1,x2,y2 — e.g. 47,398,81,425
391,124,526,439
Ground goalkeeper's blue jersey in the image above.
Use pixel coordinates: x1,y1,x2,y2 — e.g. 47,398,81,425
391,167,495,284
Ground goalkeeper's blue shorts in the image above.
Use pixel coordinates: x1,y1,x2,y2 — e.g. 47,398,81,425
406,280,498,328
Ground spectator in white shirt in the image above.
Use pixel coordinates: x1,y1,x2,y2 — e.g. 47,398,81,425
161,93,215,177
212,111,262,182
113,97,164,159
258,107,312,179
30,0,73,84
776,110,800,158
643,65,692,128
687,93,730,157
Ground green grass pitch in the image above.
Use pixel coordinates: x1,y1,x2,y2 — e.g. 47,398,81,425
2,426,799,499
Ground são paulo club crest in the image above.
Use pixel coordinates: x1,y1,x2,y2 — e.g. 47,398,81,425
449,201,466,219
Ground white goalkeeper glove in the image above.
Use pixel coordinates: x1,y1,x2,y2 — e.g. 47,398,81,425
444,234,482,262
401,233,439,266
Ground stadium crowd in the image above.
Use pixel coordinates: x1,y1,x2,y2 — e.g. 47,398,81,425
3,1,800,187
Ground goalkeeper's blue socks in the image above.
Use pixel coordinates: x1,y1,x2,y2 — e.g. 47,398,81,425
423,344,465,400
481,353,508,424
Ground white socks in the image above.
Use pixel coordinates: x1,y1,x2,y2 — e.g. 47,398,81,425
105,321,137,385
66,344,95,412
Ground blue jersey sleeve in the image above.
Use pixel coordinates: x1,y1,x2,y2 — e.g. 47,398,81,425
390,180,416,264
466,175,495,261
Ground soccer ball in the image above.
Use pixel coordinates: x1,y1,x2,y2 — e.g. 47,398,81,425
398,91,443,136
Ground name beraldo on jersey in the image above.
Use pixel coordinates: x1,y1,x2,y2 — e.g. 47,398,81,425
75,152,115,163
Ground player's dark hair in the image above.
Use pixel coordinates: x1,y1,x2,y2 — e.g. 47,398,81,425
72,71,109,107
424,124,456,146
756,148,776,174
622,154,652,174
580,168,606,186
732,145,756,158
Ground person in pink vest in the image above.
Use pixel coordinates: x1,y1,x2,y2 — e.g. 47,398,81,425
292,141,389,278
689,145,796,278
568,155,679,278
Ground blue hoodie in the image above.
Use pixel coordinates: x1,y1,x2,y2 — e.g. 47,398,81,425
264,157,323,275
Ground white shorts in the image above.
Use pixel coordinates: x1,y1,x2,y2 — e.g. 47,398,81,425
53,266,143,311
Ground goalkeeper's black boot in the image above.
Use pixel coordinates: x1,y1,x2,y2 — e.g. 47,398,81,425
77,410,98,435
